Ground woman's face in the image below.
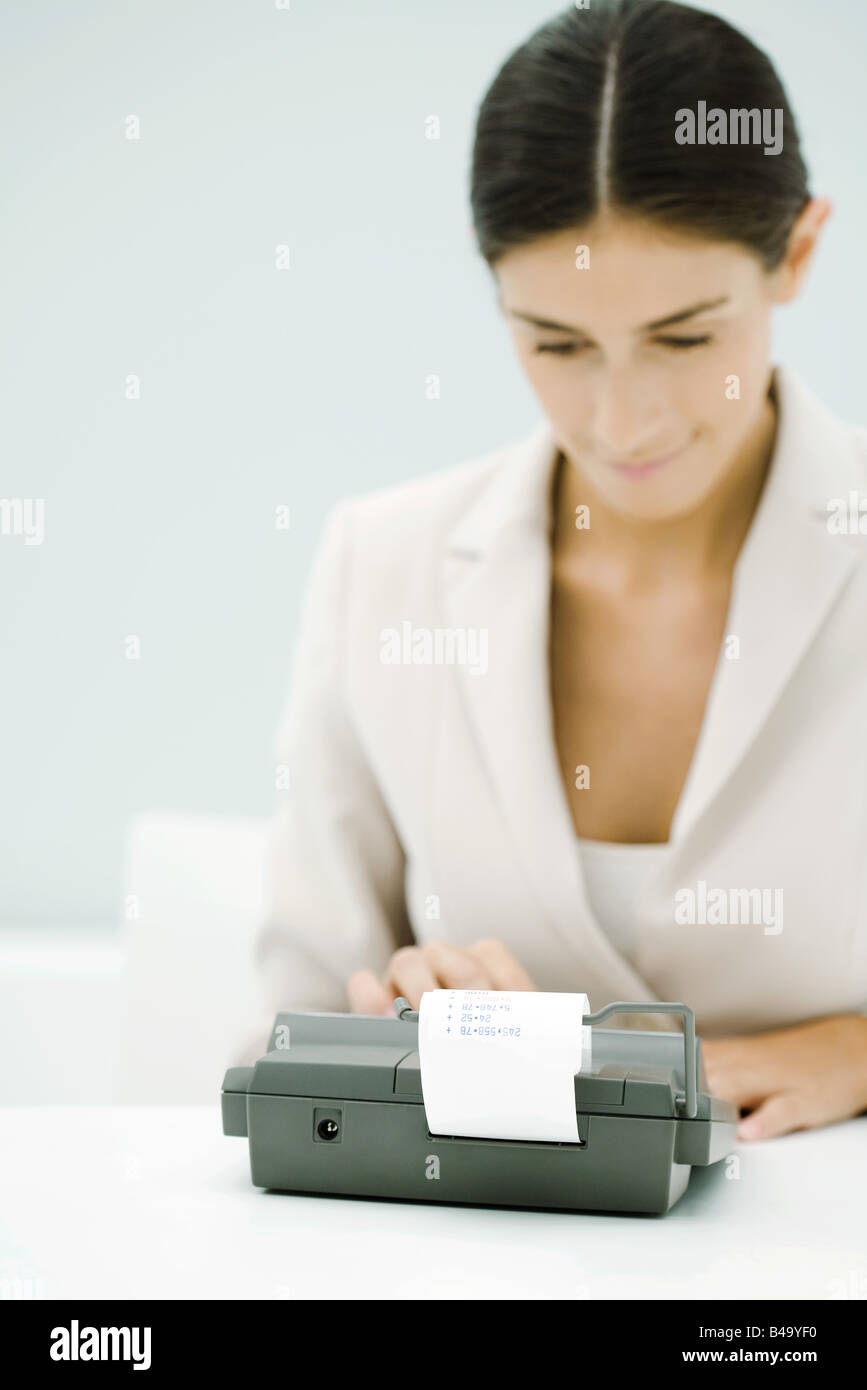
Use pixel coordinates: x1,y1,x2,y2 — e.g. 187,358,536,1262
495,215,785,522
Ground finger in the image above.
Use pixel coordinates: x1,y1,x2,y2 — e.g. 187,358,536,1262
737,1092,810,1142
701,1041,774,1110
422,940,494,990
719,1031,809,1103
347,969,393,1016
382,947,441,1011
465,938,536,991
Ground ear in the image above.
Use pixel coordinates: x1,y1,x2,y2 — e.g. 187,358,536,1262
770,197,833,304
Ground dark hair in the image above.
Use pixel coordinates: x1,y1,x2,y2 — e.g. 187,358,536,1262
470,0,811,272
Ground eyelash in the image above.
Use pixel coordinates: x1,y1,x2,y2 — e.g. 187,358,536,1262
533,334,713,355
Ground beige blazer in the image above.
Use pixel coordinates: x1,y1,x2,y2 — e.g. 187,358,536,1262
240,363,867,1060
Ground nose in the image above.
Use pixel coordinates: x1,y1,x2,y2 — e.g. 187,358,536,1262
590,366,665,460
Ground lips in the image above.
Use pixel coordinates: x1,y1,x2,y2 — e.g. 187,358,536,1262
611,458,668,477
609,445,686,478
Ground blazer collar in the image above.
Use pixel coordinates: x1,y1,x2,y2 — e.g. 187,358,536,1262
671,366,862,840
446,364,863,556
441,365,862,990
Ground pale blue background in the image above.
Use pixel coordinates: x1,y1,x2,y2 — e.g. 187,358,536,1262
1,0,864,924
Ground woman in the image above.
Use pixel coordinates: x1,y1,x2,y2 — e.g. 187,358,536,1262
248,0,867,1140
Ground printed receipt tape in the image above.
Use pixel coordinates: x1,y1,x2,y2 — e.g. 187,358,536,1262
418,989,591,1143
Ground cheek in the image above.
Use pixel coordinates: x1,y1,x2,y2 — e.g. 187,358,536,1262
518,349,593,416
708,319,771,402
671,339,766,445
670,355,730,438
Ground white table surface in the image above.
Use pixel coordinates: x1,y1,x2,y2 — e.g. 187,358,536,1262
1,1107,865,1301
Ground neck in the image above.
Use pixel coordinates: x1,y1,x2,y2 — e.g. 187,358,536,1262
552,372,779,587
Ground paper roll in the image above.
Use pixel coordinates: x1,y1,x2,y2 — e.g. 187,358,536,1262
418,989,591,1143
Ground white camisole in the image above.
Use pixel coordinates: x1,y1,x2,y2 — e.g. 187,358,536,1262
577,836,674,963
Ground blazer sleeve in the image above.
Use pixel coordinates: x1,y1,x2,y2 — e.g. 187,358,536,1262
233,501,414,1065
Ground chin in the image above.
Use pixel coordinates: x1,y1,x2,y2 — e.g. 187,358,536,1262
606,484,713,523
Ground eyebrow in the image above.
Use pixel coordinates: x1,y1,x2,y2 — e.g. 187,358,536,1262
507,296,731,335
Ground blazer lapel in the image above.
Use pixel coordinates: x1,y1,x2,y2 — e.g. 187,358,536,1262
670,366,862,842
438,365,860,1003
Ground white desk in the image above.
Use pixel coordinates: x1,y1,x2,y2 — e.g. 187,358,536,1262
1,1108,865,1300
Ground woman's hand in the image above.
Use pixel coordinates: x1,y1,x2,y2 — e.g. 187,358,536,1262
702,1014,867,1141
347,938,535,1016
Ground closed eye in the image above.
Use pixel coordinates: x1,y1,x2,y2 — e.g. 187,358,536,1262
533,334,713,355
532,341,588,355
653,334,713,349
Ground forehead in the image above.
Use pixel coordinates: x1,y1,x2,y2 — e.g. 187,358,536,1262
495,219,760,330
